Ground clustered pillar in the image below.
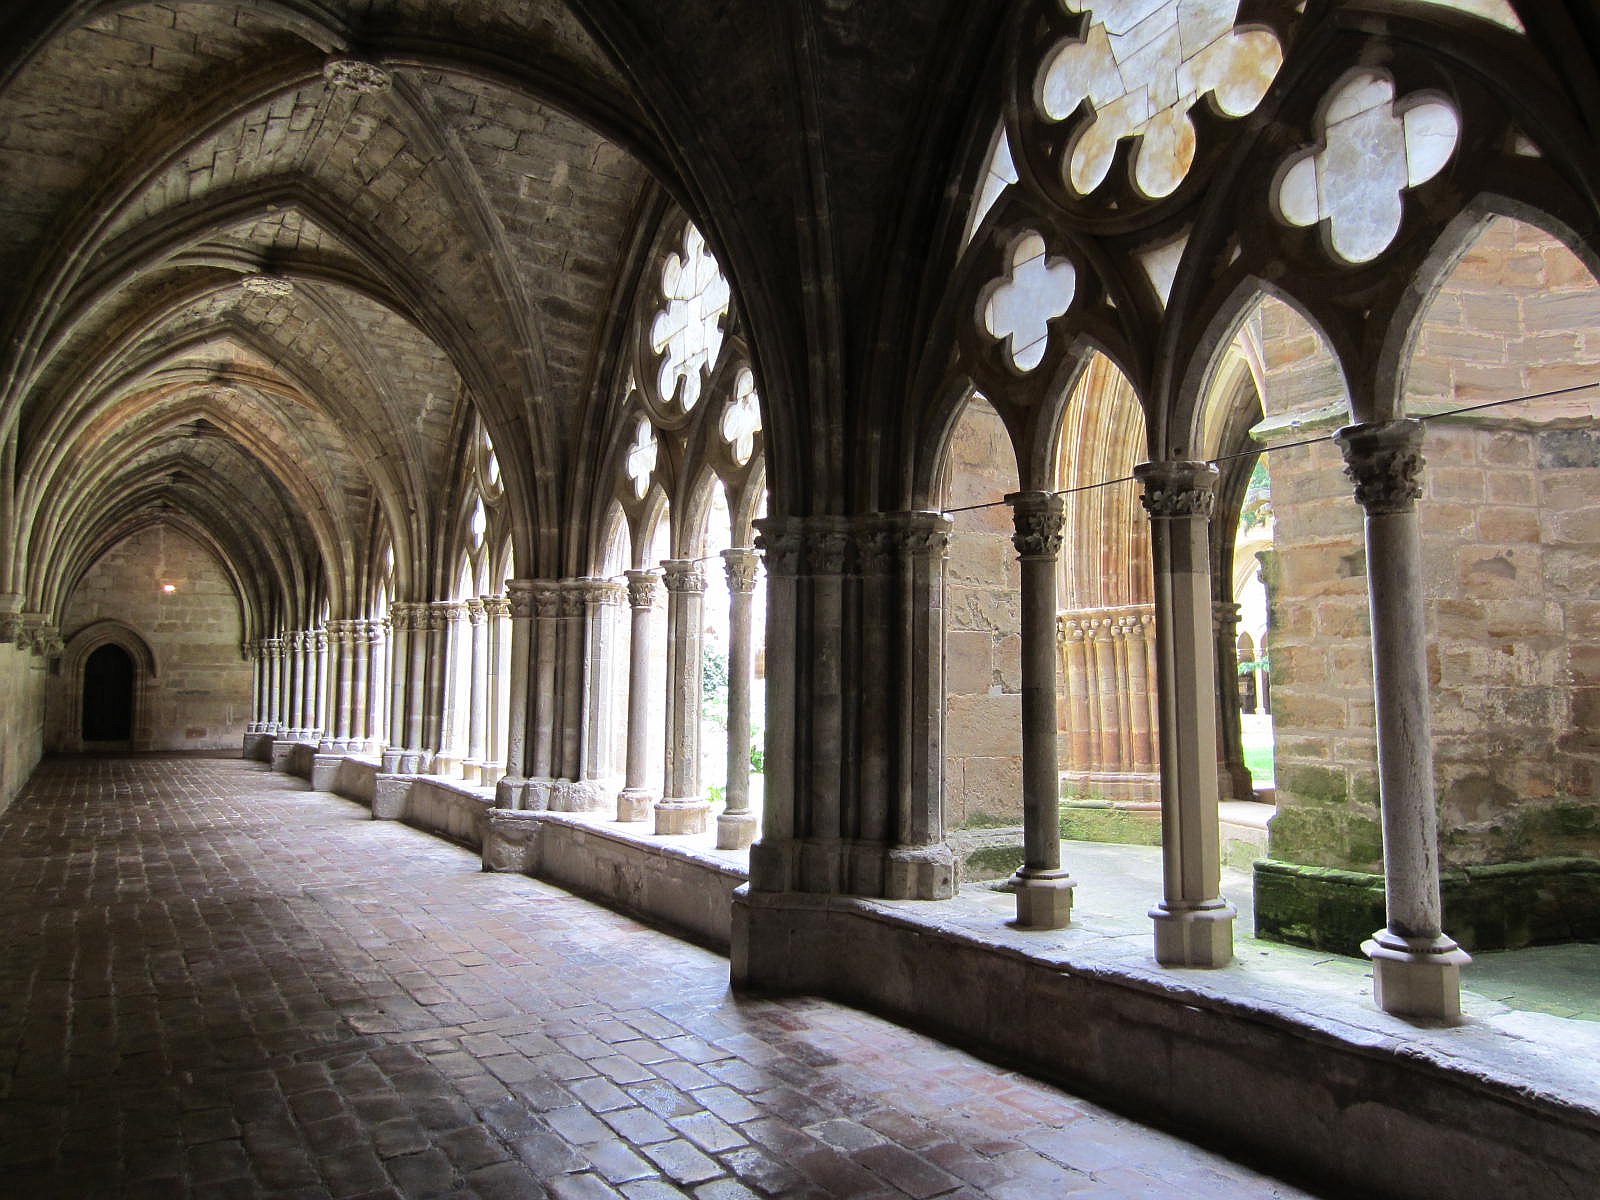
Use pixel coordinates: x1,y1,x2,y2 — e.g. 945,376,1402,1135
1337,418,1469,1022
617,569,660,821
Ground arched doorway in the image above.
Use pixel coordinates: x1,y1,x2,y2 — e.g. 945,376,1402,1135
82,643,134,742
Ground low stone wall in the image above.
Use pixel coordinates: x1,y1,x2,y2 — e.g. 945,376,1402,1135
515,814,746,951
732,888,1600,1200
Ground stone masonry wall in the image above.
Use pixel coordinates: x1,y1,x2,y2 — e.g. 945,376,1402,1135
0,642,47,814
942,396,1024,828
48,523,252,751
1264,218,1600,873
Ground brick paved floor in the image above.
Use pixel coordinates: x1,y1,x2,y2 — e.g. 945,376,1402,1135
0,756,1321,1199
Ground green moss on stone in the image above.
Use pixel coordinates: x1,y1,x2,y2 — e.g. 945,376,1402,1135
962,845,1026,880
1058,804,1162,846
1279,764,1348,807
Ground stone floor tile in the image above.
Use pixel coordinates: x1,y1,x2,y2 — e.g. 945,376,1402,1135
0,758,1321,1200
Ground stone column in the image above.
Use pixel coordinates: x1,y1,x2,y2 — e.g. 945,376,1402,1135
432,601,464,775
313,627,329,739
530,583,559,781
485,596,510,787
881,511,958,900
577,581,625,804
405,604,429,769
718,548,760,849
1006,492,1075,928
497,581,535,806
1337,418,1470,1021
287,631,306,736
327,621,353,749
266,636,284,732
1135,460,1236,967
385,605,409,768
618,570,660,821
657,558,708,835
353,620,375,751
1213,602,1254,802
464,599,488,783
248,640,265,730
559,583,587,785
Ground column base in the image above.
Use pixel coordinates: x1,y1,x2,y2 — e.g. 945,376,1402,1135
381,749,404,773
716,810,758,850
1363,929,1472,1023
432,753,461,778
1010,868,1076,930
1151,899,1237,967
495,774,526,808
655,797,709,836
885,844,957,900
617,786,656,822
461,760,483,786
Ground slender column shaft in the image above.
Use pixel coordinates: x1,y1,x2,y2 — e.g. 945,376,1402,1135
560,584,585,779
1136,461,1235,967
531,584,559,779
387,608,408,751
1337,419,1469,1021
433,602,463,771
288,632,305,732
656,559,708,835
1127,615,1154,773
498,582,535,805
485,597,510,784
466,599,488,777
313,628,329,735
353,623,374,749
883,512,957,900
718,549,760,849
406,606,428,753
1063,620,1092,771
1007,492,1075,928
618,571,660,821
267,638,284,730
332,623,354,743
250,641,265,727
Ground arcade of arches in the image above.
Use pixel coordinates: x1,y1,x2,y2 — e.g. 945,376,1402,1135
1,2,1598,1194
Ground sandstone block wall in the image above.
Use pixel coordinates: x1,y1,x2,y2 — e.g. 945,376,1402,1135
48,524,252,752
941,396,1025,828
1264,218,1600,873
0,643,47,814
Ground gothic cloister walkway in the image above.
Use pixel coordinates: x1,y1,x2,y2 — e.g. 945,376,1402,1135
0,755,1316,1200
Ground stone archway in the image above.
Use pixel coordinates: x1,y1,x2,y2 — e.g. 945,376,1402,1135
54,621,159,752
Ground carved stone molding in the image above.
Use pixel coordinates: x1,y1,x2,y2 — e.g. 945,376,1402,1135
532,582,562,619
465,598,486,625
1134,460,1219,519
1337,418,1426,516
753,519,803,577
483,595,511,620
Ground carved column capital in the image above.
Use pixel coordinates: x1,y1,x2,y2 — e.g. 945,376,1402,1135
483,595,511,620
433,600,464,625
625,569,660,609
806,524,854,576
1134,460,1218,518
722,548,760,594
661,558,706,594
1007,490,1066,559
532,581,562,619
465,597,486,625
753,517,804,578
505,579,537,619
1337,418,1425,515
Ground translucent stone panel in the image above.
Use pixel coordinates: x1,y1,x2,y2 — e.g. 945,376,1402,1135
650,223,731,410
1039,0,1283,199
721,367,762,466
625,418,658,499
983,232,1077,372
966,127,1020,245
1276,71,1459,263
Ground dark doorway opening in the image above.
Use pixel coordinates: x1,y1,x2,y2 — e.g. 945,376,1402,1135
83,644,135,742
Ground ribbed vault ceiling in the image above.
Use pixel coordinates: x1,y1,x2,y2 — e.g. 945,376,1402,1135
0,0,653,631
